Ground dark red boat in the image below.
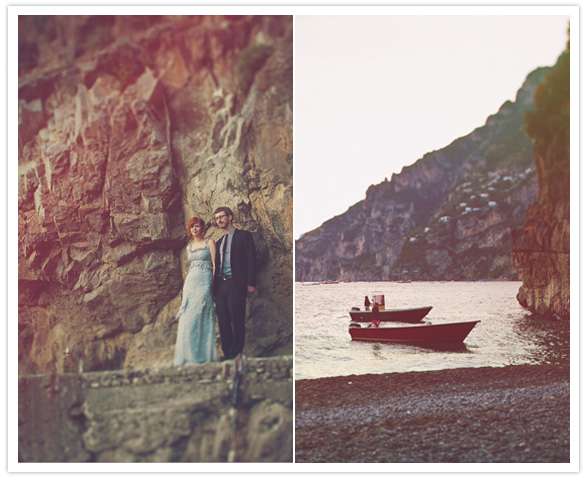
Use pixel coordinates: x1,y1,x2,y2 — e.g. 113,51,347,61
351,292,432,323
349,306,432,323
349,320,480,344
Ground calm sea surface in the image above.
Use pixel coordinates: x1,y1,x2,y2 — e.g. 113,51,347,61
294,281,570,380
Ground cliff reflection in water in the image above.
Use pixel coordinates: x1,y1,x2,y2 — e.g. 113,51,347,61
513,314,571,365
295,281,570,380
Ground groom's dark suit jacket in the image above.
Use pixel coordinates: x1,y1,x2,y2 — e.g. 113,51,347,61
214,228,257,291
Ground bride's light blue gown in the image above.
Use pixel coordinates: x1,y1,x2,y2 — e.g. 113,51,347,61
174,241,218,365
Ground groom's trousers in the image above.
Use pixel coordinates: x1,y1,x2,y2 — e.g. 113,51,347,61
215,278,247,359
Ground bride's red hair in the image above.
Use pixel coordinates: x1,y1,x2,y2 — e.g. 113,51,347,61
186,217,206,240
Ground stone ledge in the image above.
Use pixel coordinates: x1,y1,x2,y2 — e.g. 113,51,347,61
19,356,293,463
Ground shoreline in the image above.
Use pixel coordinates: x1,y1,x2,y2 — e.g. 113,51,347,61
295,363,570,463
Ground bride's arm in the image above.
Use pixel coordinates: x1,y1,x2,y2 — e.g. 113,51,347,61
207,237,217,276
184,244,190,274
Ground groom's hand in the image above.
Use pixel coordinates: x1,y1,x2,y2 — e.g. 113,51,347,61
247,286,256,294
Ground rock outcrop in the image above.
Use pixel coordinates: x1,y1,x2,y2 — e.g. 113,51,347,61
511,45,570,320
18,356,293,462
18,16,293,375
296,66,549,282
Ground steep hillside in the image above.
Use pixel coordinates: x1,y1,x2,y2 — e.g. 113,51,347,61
18,16,293,374
295,66,549,282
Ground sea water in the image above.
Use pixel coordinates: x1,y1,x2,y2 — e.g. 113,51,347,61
294,281,570,380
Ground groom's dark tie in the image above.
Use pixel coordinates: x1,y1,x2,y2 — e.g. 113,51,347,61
220,235,228,275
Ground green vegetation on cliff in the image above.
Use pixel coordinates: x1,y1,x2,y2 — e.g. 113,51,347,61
511,27,570,319
525,35,570,149
524,31,570,203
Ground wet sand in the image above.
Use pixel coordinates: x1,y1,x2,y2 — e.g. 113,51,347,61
295,364,570,463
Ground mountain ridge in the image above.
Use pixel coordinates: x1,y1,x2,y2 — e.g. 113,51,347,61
295,66,550,282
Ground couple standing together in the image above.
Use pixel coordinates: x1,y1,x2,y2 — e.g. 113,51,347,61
173,207,257,365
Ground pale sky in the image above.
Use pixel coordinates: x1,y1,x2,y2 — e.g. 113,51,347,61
295,14,570,239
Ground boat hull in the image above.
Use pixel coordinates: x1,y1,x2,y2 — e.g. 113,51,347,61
349,306,432,323
349,320,480,343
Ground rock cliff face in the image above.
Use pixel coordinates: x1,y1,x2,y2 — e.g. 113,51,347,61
296,67,549,282
511,47,570,320
18,16,293,375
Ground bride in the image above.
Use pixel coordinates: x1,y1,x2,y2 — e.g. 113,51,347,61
174,216,218,365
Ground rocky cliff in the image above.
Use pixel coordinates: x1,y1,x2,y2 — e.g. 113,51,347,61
295,67,550,282
511,44,570,320
18,15,293,375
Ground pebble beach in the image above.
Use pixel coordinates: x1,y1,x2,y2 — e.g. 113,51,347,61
295,364,570,463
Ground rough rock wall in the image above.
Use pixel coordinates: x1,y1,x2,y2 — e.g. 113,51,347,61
18,16,293,375
18,356,293,462
511,48,570,320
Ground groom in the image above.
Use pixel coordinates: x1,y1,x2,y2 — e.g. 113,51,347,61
213,207,257,361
